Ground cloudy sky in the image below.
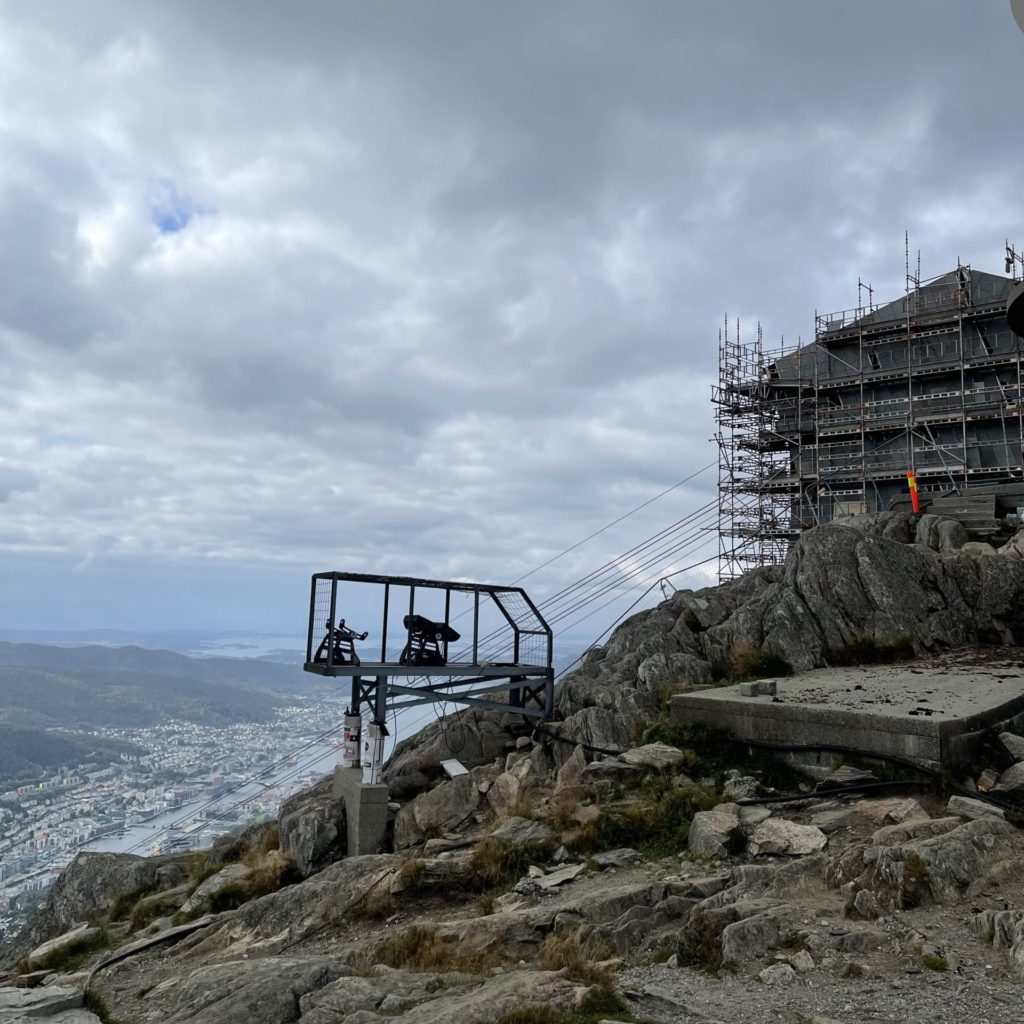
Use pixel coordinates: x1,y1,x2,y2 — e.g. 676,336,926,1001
1,1,1022,636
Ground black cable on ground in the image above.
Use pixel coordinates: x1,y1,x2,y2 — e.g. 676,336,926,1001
735,780,934,806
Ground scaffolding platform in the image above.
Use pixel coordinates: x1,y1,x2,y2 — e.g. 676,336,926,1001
715,247,1024,578
303,572,554,722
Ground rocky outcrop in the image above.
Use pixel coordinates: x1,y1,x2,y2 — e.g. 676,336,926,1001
384,710,514,799
278,773,347,877
552,520,1024,751
830,816,1024,915
3,852,189,966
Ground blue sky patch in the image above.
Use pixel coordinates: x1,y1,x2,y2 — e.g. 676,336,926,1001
149,179,205,234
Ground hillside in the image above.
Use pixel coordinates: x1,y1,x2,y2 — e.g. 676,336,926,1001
0,642,307,694
0,727,146,790
0,644,292,730
11,516,1024,1023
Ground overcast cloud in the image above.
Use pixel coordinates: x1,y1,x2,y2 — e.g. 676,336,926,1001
1,1,1023,633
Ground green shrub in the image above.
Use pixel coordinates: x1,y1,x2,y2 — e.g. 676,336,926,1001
919,953,949,972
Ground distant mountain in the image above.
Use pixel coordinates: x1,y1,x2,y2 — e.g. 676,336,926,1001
0,643,300,729
0,727,146,790
0,641,308,691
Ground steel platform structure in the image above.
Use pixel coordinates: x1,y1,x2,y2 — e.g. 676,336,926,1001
303,571,554,727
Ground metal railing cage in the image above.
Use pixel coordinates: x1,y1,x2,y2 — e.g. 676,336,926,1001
303,571,554,723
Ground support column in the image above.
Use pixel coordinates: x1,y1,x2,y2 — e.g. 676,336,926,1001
333,767,389,856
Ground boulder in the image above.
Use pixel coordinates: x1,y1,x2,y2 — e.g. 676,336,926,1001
0,985,84,1017
590,848,642,868
1000,731,1024,760
687,803,740,859
722,771,759,800
961,541,998,558
26,924,102,971
178,863,251,917
385,709,512,799
998,530,1024,558
487,817,554,845
946,795,1005,821
747,819,827,857
992,762,1024,794
758,962,796,985
620,742,687,770
278,773,347,877
831,816,1024,914
553,744,587,795
395,773,484,849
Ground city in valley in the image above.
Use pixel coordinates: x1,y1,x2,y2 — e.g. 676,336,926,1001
0,697,346,941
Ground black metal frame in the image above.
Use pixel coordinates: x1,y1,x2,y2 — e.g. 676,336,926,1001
304,572,554,725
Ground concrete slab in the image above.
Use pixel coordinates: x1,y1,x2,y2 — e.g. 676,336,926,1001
670,650,1024,767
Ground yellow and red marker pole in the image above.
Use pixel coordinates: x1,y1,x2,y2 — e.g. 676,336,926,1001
907,471,920,513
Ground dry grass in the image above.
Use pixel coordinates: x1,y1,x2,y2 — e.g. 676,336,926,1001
381,926,503,974
729,644,793,681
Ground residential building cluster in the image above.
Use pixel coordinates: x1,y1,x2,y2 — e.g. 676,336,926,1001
0,697,344,940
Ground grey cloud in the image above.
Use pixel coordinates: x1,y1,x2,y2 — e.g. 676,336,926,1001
0,1,1021,630
0,466,39,502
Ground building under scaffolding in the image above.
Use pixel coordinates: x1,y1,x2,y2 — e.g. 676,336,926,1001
715,255,1024,579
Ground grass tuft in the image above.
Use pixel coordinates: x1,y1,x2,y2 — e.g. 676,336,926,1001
381,926,502,974
83,992,128,1024
470,837,556,891
27,930,109,974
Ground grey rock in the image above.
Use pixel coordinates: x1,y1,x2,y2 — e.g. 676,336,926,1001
992,762,1024,793
748,819,827,857
385,709,511,800
488,817,555,845
759,962,796,985
737,805,771,828
26,924,101,971
534,863,586,889
165,956,348,1022
620,742,686,770
580,757,638,783
277,772,347,877
0,985,83,1016
687,803,740,859
591,849,642,868
2,852,189,967
395,773,483,849
1000,731,1024,760
178,863,250,918
946,794,1005,821
722,771,759,800
831,816,1024,914
961,541,998,557
553,744,587,795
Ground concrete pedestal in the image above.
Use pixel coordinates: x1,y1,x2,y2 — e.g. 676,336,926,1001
333,767,389,855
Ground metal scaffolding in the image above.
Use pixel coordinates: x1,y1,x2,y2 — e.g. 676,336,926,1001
715,248,1024,580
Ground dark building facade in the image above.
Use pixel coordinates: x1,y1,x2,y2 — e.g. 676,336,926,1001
715,266,1023,578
